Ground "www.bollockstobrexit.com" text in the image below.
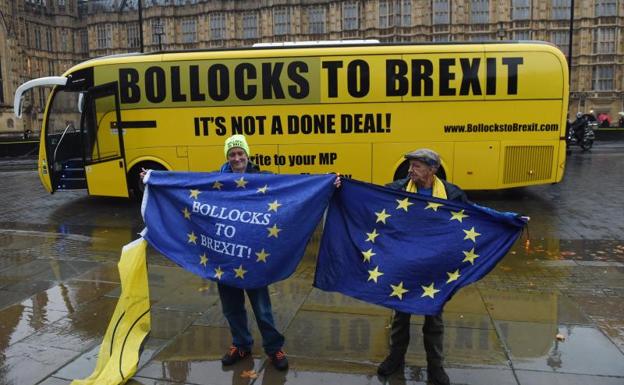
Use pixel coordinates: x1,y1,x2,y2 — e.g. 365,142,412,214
444,122,560,133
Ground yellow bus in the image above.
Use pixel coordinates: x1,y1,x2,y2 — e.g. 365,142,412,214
14,41,568,198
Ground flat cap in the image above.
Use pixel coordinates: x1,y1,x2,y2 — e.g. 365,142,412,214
404,148,441,167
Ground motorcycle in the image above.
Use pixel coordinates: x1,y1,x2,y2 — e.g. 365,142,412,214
567,114,596,151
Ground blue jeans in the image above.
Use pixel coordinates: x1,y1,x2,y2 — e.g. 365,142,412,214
217,283,285,354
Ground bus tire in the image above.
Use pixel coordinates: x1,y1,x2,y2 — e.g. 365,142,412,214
393,160,446,181
128,161,167,201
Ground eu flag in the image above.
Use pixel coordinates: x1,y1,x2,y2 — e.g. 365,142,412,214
314,179,525,315
142,171,335,289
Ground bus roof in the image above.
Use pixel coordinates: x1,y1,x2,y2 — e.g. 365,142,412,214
62,40,563,76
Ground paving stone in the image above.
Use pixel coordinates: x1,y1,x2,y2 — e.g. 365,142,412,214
2,144,624,384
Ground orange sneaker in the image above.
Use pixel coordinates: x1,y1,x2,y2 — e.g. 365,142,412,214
269,349,289,371
221,345,251,366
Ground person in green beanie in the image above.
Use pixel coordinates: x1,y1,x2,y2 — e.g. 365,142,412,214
219,134,258,173
217,134,289,371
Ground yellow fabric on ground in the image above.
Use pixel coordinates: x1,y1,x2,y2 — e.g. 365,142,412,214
71,238,151,385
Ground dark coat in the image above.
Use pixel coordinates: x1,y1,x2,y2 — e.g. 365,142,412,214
386,177,470,204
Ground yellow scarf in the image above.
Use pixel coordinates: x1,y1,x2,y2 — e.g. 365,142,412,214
406,176,447,199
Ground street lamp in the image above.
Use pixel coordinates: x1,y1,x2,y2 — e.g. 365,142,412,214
567,0,575,75
497,22,505,41
138,0,144,52
120,0,143,52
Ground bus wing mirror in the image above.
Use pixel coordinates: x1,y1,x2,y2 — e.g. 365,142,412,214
14,76,68,118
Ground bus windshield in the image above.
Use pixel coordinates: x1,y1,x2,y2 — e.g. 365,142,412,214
46,89,81,137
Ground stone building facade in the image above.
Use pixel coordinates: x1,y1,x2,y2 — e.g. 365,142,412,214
0,0,87,138
1,0,622,137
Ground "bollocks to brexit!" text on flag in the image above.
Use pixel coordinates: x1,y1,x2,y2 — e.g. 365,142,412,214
142,171,335,289
314,178,526,315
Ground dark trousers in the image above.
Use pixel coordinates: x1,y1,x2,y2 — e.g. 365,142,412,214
217,283,285,354
389,311,444,368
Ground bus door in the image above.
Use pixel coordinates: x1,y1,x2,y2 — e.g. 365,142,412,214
41,88,84,193
82,82,129,197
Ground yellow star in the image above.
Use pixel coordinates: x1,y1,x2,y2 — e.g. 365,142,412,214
187,231,197,244
421,282,440,299
366,228,380,243
390,281,409,300
450,209,469,223
255,248,270,263
425,202,444,212
234,264,247,279
212,181,223,190
375,209,391,224
257,185,269,194
396,197,413,212
368,266,384,283
267,224,281,238
235,177,248,188
463,227,481,243
446,269,461,283
267,200,282,212
182,207,191,220
361,248,376,263
189,189,200,199
462,248,480,264
214,266,224,280
199,253,208,266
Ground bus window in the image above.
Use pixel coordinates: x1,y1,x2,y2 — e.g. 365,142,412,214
84,92,121,162
45,89,82,174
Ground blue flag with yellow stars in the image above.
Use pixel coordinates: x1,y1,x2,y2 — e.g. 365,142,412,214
314,178,526,315
142,171,335,289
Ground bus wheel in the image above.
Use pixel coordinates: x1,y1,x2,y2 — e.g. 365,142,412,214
128,161,167,201
393,160,446,181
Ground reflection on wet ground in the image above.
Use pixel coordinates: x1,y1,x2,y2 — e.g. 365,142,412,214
2,147,624,384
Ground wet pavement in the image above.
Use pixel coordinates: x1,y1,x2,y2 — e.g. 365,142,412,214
1,143,623,385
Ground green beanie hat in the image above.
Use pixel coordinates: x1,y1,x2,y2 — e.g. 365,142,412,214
224,134,251,159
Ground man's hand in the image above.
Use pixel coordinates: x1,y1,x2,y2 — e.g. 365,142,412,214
333,174,342,188
139,168,148,184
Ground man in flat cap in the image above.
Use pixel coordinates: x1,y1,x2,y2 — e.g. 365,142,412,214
377,148,469,385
